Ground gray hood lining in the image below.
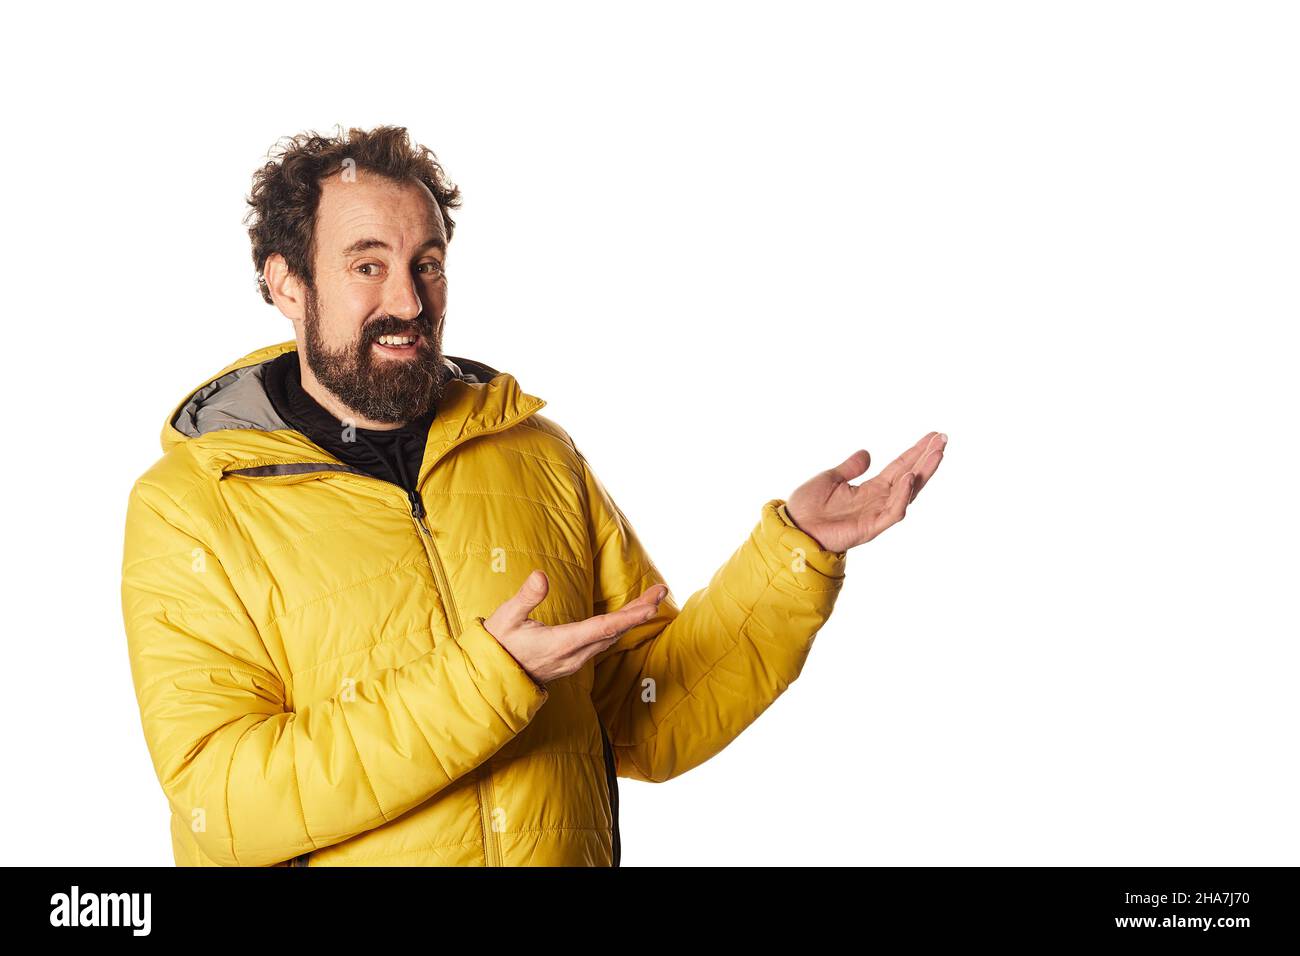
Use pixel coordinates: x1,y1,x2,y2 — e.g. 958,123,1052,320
172,363,288,439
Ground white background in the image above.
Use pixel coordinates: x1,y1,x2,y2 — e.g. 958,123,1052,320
1,1,1295,866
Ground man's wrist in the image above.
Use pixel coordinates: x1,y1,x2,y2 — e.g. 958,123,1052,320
776,502,840,555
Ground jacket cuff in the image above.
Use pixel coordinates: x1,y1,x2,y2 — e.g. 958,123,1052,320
758,498,848,584
458,616,551,720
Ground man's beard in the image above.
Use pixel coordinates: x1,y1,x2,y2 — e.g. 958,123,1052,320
302,285,447,425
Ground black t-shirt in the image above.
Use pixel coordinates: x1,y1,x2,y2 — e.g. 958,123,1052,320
262,351,437,494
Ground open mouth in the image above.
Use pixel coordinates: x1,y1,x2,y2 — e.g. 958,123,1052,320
372,333,421,356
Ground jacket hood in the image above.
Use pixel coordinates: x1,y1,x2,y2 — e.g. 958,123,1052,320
159,340,546,477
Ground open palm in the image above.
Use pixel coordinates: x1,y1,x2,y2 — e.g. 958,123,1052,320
784,431,947,553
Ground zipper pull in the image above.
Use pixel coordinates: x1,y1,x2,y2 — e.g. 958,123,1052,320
408,489,425,520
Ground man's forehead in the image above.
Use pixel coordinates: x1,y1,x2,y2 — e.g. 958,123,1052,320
317,170,448,249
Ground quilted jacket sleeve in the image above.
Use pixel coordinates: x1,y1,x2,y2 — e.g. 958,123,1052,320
580,450,847,783
121,479,550,867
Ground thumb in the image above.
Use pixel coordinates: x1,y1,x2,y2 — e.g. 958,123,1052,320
498,569,549,629
830,449,871,483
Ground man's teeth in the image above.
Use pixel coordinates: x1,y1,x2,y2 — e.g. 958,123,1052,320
377,334,417,346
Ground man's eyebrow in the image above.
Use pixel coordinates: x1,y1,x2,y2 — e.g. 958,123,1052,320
340,236,446,256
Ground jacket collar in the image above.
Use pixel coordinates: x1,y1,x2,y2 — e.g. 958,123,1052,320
161,340,547,485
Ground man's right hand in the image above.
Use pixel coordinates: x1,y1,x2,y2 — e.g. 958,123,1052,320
482,570,668,686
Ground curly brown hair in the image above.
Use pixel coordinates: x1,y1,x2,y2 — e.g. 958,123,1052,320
244,124,463,304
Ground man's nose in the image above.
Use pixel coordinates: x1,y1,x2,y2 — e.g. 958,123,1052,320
383,274,424,322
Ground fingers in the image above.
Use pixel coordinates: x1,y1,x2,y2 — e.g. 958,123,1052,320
495,569,550,631
547,585,668,657
908,432,947,501
622,583,669,610
878,431,945,487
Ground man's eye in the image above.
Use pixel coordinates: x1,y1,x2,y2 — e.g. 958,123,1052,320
356,263,381,276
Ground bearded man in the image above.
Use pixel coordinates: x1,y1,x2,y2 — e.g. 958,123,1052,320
121,125,946,867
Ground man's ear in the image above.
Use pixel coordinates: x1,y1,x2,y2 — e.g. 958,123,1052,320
264,253,307,322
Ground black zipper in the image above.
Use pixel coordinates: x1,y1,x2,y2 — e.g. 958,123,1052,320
598,720,621,867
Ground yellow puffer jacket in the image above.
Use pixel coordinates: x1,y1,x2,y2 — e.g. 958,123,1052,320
121,340,847,866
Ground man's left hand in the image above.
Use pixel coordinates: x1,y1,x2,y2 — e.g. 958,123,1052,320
784,431,947,553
